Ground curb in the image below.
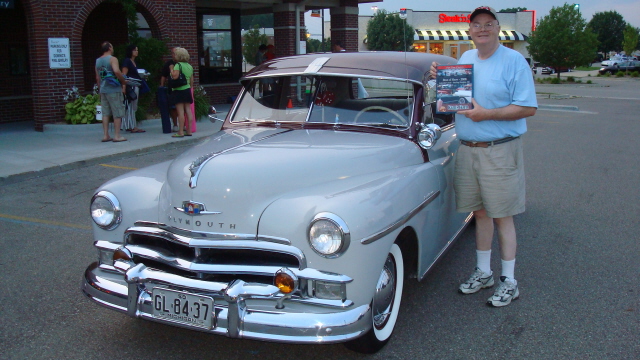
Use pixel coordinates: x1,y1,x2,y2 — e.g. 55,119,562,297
0,134,208,186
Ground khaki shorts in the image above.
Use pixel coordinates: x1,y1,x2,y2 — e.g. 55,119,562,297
454,137,525,218
100,92,125,119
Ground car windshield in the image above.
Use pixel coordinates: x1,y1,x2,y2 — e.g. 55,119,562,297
231,75,413,128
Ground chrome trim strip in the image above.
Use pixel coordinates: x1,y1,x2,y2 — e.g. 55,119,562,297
95,240,121,251
124,228,307,269
188,130,292,188
125,244,350,283
303,57,331,73
360,190,440,244
135,221,292,244
419,212,474,281
174,207,221,215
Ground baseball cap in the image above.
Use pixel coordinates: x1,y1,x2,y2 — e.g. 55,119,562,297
469,6,498,22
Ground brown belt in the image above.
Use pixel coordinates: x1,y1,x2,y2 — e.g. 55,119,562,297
460,136,519,148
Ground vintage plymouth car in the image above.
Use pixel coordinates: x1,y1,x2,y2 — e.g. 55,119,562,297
82,52,472,353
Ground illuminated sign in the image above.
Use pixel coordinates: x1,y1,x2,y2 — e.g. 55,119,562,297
439,14,471,23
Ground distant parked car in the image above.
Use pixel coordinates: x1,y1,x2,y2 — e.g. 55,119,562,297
601,57,623,66
599,60,640,75
532,62,572,75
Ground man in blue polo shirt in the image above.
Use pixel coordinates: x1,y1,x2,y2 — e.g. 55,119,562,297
431,6,537,307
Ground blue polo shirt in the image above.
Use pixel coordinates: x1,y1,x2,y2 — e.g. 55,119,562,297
455,45,537,142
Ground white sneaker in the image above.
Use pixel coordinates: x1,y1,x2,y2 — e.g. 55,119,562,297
459,267,494,294
172,126,179,132
487,276,519,307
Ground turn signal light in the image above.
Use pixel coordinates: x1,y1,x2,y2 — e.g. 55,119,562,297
274,268,298,294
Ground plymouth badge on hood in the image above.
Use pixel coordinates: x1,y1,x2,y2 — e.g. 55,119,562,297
174,201,221,216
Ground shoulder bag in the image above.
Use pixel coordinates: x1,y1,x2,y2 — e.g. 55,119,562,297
168,63,188,88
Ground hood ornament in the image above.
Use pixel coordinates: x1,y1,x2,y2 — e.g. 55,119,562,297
174,201,221,216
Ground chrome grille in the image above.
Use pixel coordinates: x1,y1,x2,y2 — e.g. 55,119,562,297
125,230,301,272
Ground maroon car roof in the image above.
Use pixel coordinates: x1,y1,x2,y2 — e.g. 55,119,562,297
242,52,457,84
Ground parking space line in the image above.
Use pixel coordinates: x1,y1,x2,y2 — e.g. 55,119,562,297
0,213,92,232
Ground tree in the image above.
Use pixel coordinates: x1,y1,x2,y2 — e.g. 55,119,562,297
587,11,626,54
499,7,527,12
527,3,597,78
243,25,269,66
366,10,414,51
306,38,331,53
622,25,639,71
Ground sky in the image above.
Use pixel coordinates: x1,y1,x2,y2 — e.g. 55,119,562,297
304,0,640,38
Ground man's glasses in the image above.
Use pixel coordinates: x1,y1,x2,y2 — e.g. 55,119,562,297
471,22,497,31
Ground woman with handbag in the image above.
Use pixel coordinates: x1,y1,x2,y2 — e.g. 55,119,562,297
169,47,194,137
121,44,145,133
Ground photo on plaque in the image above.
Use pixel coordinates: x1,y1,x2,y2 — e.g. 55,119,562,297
435,64,473,113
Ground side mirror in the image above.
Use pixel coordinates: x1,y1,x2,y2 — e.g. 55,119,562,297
418,123,441,149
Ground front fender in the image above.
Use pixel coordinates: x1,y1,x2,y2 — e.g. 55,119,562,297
91,161,171,243
257,162,442,306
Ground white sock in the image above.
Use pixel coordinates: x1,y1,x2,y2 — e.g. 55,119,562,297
476,249,492,275
501,258,516,281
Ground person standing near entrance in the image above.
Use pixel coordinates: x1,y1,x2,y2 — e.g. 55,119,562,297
430,6,537,307
169,47,194,137
121,44,145,133
95,41,127,142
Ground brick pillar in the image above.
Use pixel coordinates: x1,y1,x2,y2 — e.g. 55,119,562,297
274,2,306,57
330,1,359,52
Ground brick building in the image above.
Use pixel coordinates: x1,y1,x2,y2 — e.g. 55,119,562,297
1,0,371,131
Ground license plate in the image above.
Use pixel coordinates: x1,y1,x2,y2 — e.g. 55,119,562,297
152,288,214,329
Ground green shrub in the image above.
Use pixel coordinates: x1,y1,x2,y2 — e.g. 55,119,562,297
586,80,592,84
631,71,639,77
63,86,101,124
616,71,624,77
550,77,560,84
567,76,575,82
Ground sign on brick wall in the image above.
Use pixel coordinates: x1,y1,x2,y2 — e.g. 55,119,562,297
0,0,15,9
49,38,71,69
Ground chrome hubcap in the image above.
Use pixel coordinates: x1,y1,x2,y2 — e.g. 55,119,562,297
372,254,396,329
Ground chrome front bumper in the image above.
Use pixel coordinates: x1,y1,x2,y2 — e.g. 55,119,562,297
81,261,371,343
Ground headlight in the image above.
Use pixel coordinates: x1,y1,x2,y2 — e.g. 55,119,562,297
90,191,122,230
308,212,350,257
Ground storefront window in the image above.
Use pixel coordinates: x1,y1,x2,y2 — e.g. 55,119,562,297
503,42,514,49
413,43,427,53
199,14,234,83
429,43,443,55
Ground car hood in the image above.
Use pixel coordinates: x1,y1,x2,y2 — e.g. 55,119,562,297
158,128,423,234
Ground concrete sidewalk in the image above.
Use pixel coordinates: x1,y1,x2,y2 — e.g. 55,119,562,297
0,104,230,184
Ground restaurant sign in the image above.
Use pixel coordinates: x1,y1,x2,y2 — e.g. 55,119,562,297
439,14,471,23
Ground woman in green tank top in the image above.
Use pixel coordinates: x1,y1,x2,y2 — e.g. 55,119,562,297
169,47,194,137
